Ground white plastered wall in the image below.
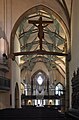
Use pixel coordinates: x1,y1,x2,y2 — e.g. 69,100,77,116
11,30,21,108
11,61,21,108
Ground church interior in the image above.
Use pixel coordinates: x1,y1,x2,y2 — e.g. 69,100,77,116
0,0,79,119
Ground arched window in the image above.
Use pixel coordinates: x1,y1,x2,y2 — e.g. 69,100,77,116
55,83,64,96
36,73,44,85
55,83,64,106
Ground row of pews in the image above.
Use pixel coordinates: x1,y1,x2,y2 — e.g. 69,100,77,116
65,108,79,120
0,106,66,120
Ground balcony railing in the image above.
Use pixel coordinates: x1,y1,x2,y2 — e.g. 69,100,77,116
0,59,9,72
0,76,10,91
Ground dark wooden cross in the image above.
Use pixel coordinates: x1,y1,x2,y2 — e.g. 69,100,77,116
12,17,67,60
28,17,53,51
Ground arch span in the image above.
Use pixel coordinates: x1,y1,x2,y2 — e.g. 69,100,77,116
10,5,70,58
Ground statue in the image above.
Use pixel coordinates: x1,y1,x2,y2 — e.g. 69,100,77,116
28,17,53,50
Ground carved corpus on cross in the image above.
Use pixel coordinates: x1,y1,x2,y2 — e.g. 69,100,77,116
28,16,53,51
12,17,67,60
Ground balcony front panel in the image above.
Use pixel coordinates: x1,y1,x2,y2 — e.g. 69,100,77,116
0,76,10,91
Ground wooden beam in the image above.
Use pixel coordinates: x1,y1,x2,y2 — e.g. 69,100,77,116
13,50,67,56
28,17,53,24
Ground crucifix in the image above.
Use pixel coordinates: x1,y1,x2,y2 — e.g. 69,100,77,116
28,17,53,51
12,17,67,60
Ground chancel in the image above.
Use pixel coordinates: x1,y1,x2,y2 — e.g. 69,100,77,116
0,0,79,120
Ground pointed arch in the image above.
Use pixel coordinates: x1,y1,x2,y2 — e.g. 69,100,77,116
10,5,70,59
31,69,49,80
55,82,65,88
55,82,65,96
31,69,49,96
15,82,19,108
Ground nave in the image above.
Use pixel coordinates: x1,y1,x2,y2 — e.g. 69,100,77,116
0,106,67,120
0,106,79,120
1,1,79,120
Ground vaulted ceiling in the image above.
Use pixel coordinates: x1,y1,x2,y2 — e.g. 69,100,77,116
12,0,72,79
